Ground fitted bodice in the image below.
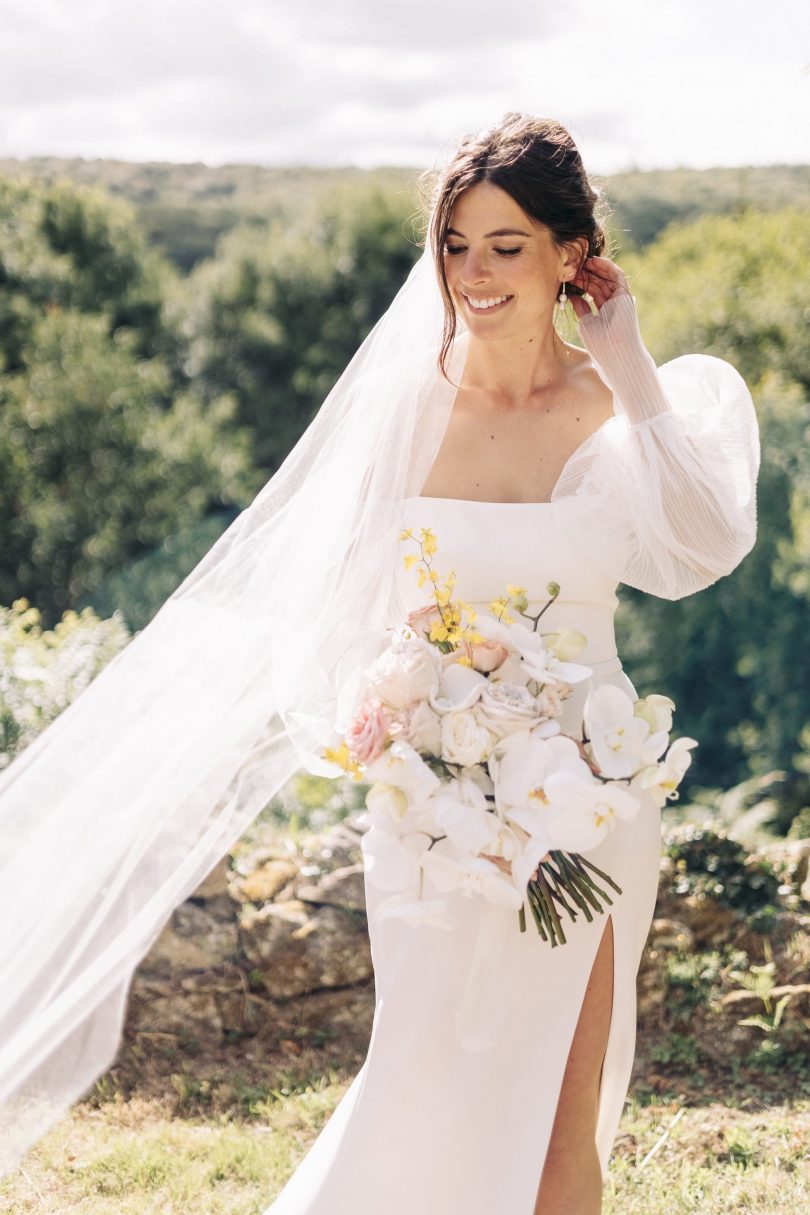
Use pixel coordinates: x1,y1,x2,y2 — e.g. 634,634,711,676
395,495,633,737
397,496,621,667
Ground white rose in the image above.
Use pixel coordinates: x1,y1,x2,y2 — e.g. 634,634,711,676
476,681,539,740
391,699,443,757
441,709,494,767
366,636,440,710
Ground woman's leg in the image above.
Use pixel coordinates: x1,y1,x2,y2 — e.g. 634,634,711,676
533,916,614,1215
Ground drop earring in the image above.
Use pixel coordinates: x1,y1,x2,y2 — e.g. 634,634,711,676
557,280,568,312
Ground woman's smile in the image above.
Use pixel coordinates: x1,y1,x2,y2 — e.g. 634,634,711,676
461,292,514,315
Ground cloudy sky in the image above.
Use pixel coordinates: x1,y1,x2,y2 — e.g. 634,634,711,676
1,0,807,173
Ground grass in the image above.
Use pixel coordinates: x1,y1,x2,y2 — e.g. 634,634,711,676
3,1085,807,1214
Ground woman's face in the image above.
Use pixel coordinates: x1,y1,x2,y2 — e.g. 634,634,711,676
443,180,573,341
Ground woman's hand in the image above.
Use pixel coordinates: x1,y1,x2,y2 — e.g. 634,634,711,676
569,254,631,319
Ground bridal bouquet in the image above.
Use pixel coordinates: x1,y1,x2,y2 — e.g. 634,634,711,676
322,526,697,946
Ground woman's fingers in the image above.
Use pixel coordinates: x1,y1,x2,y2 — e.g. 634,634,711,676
569,255,630,313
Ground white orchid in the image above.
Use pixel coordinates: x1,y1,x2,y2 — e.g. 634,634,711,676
429,661,487,715
362,781,409,823
584,684,669,780
419,772,501,856
475,615,592,687
633,736,698,808
364,738,440,801
422,848,524,910
489,732,593,832
360,824,423,893
634,693,676,735
542,772,641,852
543,628,588,662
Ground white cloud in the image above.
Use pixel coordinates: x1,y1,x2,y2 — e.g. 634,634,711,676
0,0,807,171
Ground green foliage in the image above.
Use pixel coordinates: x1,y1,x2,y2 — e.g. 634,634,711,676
663,950,725,1012
616,216,810,814
649,1032,703,1071
170,185,423,471
0,598,130,765
665,824,780,911
0,175,171,370
263,771,368,835
0,305,261,624
622,208,810,391
730,960,794,1036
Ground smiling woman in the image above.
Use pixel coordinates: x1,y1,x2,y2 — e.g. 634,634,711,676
0,112,759,1215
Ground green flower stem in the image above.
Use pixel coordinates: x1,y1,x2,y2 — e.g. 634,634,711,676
553,855,597,920
566,856,617,908
576,854,623,896
544,860,593,921
526,886,549,941
518,903,527,933
561,850,616,908
535,867,567,945
541,865,580,923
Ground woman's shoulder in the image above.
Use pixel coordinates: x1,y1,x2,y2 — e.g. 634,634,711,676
562,343,615,424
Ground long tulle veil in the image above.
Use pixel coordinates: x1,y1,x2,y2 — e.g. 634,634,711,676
0,232,467,1174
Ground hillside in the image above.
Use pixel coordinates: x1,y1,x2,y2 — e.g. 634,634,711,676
0,156,806,270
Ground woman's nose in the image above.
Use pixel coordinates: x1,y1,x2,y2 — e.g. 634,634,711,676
461,252,488,285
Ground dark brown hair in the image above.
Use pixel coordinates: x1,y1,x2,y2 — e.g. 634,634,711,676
421,112,611,379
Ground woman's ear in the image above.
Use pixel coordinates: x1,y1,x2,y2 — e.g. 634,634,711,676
560,236,589,282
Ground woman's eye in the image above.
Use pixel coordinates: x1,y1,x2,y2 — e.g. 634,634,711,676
495,247,522,257
444,246,465,256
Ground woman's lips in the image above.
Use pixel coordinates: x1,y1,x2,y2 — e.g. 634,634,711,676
461,293,514,315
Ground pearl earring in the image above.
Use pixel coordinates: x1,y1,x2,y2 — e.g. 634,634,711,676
557,281,568,311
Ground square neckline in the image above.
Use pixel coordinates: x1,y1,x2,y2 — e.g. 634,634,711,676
402,495,555,505
402,414,620,507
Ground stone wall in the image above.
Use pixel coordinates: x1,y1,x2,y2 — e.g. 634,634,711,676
127,816,810,1064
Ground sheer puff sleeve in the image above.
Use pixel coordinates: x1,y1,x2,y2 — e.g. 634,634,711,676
550,292,761,601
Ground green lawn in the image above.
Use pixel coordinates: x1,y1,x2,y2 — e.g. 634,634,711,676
3,1085,807,1214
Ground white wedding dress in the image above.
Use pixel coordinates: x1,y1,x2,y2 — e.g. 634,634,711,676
264,299,761,1214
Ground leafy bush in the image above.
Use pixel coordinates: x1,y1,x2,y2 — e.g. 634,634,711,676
665,824,780,911
0,598,130,767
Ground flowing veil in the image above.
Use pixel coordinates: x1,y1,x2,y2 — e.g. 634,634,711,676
0,233,468,1174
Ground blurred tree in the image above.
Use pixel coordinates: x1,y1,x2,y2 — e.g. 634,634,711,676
173,185,422,472
0,176,174,370
0,308,261,625
621,208,810,392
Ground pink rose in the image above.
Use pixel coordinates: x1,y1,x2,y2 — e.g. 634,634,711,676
347,698,391,764
442,639,509,675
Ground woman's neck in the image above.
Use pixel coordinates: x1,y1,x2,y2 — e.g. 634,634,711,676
459,320,576,410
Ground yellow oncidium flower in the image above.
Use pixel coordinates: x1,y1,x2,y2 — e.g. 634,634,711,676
506,583,527,597
402,553,419,569
399,528,414,541
430,623,450,643
418,527,438,556
322,742,364,781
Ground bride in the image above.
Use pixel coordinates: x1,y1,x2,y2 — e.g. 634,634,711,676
0,113,759,1214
